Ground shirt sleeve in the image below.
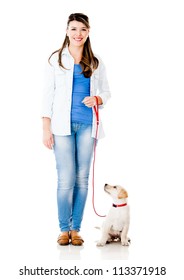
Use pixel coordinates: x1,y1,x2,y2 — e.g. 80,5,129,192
96,57,111,107
41,59,55,118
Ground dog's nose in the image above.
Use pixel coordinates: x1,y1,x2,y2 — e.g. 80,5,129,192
105,183,108,186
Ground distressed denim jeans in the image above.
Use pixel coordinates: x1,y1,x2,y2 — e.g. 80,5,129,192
53,122,94,231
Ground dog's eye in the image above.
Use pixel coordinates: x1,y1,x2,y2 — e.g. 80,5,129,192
113,186,117,189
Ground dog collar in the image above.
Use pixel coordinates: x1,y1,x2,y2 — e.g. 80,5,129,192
112,203,127,208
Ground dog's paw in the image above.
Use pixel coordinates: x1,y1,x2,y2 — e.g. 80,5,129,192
96,241,106,247
121,238,130,246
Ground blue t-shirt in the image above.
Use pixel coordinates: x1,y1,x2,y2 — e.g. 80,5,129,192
71,64,92,124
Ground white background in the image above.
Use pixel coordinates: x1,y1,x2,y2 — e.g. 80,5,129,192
0,0,184,279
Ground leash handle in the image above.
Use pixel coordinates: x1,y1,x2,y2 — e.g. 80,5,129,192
93,96,99,124
92,96,106,218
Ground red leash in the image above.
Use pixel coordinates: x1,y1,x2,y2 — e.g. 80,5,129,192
92,97,106,218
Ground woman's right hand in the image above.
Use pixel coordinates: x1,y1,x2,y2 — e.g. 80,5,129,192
43,130,54,149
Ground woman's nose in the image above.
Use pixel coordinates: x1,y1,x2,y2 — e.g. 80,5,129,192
76,29,81,36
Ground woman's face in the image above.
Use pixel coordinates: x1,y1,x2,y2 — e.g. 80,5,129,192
66,20,89,47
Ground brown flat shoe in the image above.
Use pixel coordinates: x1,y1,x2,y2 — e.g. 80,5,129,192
70,230,84,246
57,231,70,245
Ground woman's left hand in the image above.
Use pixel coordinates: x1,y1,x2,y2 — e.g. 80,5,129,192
82,96,97,107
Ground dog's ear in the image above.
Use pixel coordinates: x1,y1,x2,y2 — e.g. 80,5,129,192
118,189,128,199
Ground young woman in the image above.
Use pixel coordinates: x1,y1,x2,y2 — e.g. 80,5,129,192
42,13,111,246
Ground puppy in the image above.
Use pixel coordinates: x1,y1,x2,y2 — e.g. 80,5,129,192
97,184,130,246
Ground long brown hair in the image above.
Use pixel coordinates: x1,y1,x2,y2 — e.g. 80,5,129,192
49,13,99,78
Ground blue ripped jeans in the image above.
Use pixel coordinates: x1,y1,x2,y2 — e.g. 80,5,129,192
53,123,94,232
